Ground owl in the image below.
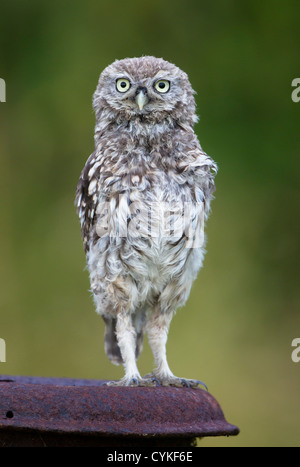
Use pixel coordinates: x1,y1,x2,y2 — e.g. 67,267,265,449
75,56,217,387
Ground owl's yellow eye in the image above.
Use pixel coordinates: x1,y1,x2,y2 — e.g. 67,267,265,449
154,80,170,93
116,78,131,93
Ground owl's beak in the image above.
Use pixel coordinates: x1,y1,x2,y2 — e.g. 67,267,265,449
135,89,148,110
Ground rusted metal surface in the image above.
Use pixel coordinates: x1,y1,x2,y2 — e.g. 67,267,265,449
0,375,239,446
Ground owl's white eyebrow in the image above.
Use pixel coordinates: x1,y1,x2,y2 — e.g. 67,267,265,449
115,75,131,81
152,71,170,80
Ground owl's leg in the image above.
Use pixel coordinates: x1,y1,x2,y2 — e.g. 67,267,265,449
145,310,174,383
107,313,157,387
145,308,207,390
107,313,142,386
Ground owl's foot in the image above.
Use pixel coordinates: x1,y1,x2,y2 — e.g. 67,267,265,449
106,377,139,387
143,373,208,390
106,376,160,387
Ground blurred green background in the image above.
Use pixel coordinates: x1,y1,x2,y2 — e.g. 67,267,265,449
0,0,299,447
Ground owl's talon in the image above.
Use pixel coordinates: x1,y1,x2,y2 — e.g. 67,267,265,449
106,376,161,387
106,377,141,387
152,377,161,386
143,374,208,389
178,378,208,390
143,375,161,386
195,380,208,391
181,379,191,388
142,373,161,386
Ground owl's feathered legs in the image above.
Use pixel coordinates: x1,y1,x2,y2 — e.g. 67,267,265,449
144,308,207,389
106,313,142,386
145,310,174,382
106,313,157,387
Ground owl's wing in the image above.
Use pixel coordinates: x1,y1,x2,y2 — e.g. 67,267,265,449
75,152,101,252
192,148,217,203
181,148,217,249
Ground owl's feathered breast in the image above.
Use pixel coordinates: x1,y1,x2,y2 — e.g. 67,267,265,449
75,122,216,264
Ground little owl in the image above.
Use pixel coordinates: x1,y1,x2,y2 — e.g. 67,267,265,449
75,56,217,387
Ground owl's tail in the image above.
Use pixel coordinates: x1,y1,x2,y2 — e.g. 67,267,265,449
102,312,146,366
103,317,123,365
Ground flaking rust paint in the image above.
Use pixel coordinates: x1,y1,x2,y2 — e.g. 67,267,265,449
0,375,239,446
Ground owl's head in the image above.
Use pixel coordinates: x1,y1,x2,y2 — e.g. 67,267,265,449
93,56,197,127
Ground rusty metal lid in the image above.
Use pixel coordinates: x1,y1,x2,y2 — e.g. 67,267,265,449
0,375,239,439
